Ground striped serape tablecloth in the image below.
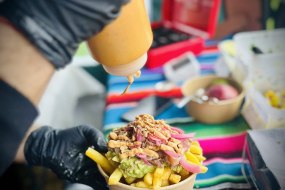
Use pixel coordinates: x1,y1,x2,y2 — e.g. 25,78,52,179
102,41,252,190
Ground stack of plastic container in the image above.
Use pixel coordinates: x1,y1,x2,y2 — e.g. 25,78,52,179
233,29,285,129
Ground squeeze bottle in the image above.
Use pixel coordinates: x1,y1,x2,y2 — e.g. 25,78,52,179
87,0,153,78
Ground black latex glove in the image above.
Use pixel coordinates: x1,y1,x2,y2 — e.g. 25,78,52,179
0,0,129,68
24,125,108,190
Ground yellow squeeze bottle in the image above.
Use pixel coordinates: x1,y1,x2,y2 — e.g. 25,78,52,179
87,0,153,77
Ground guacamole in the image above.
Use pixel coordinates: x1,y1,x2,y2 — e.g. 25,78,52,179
119,157,155,178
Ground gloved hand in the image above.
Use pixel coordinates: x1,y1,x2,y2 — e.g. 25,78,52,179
0,0,129,68
24,125,108,190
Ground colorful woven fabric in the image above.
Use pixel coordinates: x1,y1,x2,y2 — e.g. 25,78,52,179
102,41,252,190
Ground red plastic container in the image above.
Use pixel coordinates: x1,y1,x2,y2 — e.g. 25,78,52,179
146,0,221,69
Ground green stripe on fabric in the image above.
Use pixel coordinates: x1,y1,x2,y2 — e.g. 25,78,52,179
194,175,247,188
176,116,250,138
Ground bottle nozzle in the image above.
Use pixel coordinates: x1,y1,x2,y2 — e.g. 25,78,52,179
102,53,147,77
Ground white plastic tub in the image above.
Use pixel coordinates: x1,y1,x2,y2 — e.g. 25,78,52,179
242,87,285,129
234,28,285,65
242,54,285,129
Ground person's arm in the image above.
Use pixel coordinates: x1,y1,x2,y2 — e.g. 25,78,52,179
0,22,108,190
14,124,40,163
0,0,128,186
0,21,55,174
0,21,55,105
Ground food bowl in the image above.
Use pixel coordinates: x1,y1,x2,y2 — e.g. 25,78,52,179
98,165,196,190
181,75,245,124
